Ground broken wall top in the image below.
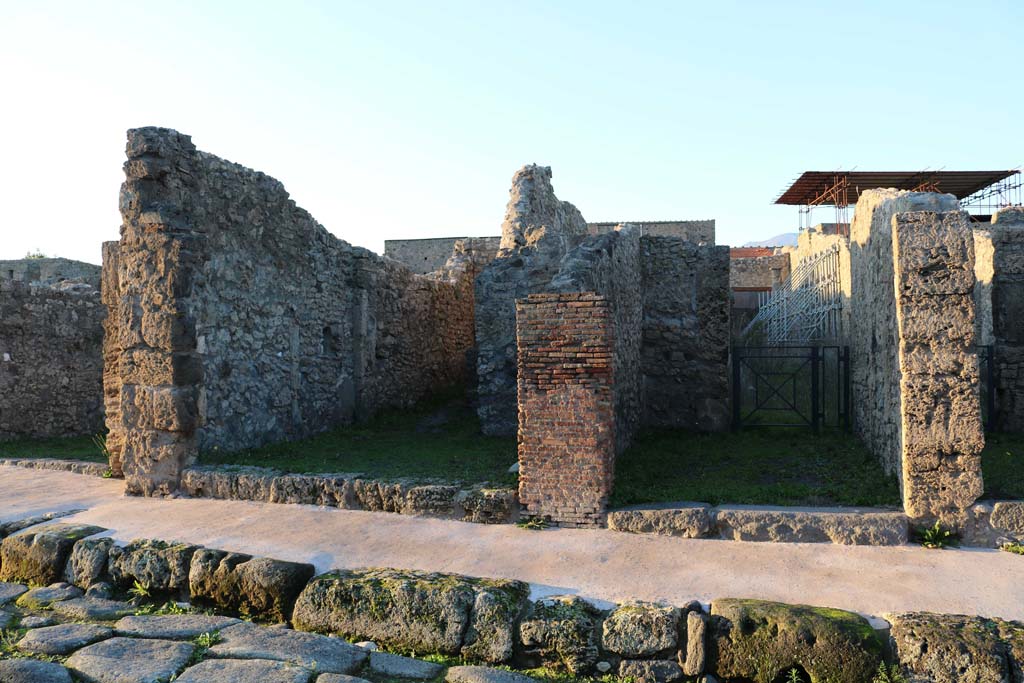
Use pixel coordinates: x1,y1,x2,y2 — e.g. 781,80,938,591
498,165,588,254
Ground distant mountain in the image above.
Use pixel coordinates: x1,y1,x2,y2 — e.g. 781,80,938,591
742,232,798,248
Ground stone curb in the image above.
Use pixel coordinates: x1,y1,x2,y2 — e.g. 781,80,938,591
0,458,112,478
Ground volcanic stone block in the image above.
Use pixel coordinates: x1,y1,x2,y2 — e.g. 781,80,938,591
607,504,714,538
66,637,194,683
209,622,367,674
188,548,315,622
889,613,1019,683
0,523,105,586
602,601,681,657
107,539,199,598
518,595,603,675
706,599,882,683
64,537,114,588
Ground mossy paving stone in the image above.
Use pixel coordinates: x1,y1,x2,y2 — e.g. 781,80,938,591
114,613,240,639
0,658,74,683
368,650,445,679
707,598,883,683
15,583,82,609
208,621,367,674
445,666,540,683
16,622,112,655
65,637,194,683
0,582,27,606
0,523,105,585
175,658,313,683
50,597,135,621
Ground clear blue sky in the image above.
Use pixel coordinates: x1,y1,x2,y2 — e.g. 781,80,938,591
1,0,1021,264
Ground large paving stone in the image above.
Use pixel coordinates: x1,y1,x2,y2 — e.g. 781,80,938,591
607,504,714,538
446,666,539,683
519,595,603,675
16,583,83,609
602,601,680,657
209,622,367,674
188,548,314,622
115,614,241,639
714,506,908,545
0,659,74,683
889,612,1017,683
0,582,27,605
0,523,105,585
368,651,444,679
175,658,313,683
108,539,199,599
51,597,135,621
618,659,684,683
17,623,113,655
707,599,883,683
66,637,195,683
294,568,528,663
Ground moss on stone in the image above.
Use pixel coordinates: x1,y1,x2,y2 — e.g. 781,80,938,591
708,598,882,683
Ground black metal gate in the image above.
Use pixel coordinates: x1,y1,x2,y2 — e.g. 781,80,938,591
731,346,850,431
978,344,996,431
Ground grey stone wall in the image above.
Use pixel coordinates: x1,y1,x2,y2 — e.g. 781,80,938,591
385,236,500,275
589,220,715,244
980,207,1024,432
0,279,105,439
108,127,475,494
0,258,101,288
640,238,731,430
729,253,790,290
550,226,643,451
475,165,589,436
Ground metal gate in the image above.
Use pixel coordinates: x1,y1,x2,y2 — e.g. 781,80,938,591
731,346,850,431
978,344,996,431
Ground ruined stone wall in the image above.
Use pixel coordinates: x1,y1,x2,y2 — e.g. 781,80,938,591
641,238,731,430
0,280,105,439
475,166,589,435
589,219,715,244
849,189,983,520
100,242,124,475
516,293,616,527
549,226,643,451
109,127,474,494
384,236,501,275
0,258,101,288
984,208,1024,431
729,253,790,289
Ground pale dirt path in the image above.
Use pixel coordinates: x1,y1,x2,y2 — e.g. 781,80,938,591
2,467,1022,622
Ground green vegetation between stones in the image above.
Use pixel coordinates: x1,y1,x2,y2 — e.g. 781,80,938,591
0,434,107,462
611,428,902,508
199,393,517,486
982,432,1024,499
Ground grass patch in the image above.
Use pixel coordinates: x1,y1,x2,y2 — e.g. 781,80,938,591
199,392,517,486
611,428,902,508
982,432,1024,499
0,434,106,462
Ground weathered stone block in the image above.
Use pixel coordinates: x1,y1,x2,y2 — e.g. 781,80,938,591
992,501,1024,538
714,507,908,545
618,659,685,683
188,548,315,622
107,539,199,598
64,537,114,588
889,612,1019,683
682,610,707,677
602,601,680,657
707,599,883,683
0,523,105,586
518,595,603,674
607,504,713,538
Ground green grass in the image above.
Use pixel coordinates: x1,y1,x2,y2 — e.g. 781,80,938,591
0,434,106,462
610,428,903,508
200,392,518,487
982,432,1024,499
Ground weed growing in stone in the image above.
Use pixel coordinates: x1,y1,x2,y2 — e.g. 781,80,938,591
128,579,152,602
914,522,957,549
872,662,908,683
786,667,805,683
187,630,222,666
516,516,550,530
1001,542,1024,556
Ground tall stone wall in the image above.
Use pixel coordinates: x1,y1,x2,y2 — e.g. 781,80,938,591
384,236,501,275
100,241,125,475
0,258,101,288
849,189,983,521
0,279,105,439
475,166,589,435
728,252,790,290
516,293,616,527
589,219,715,244
641,237,731,430
108,127,475,495
549,226,643,451
977,207,1024,432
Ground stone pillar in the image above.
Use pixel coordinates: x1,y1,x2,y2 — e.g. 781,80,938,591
100,241,124,477
113,128,204,496
990,207,1024,432
892,210,984,519
516,292,616,527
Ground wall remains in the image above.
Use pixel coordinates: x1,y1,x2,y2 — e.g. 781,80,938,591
516,293,616,527
977,207,1024,432
641,237,731,430
384,236,501,275
589,219,715,244
108,127,475,495
475,165,589,436
0,258,102,288
849,189,983,521
0,279,105,439
729,251,790,290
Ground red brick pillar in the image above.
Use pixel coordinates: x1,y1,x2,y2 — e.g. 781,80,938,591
515,293,616,527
